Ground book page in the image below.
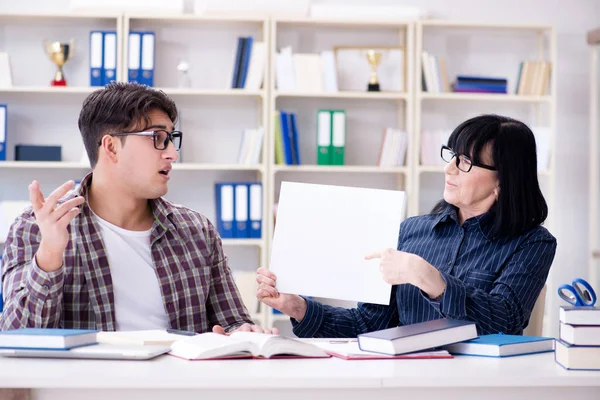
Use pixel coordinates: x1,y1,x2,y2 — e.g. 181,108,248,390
229,332,328,358
270,182,406,305
169,333,252,360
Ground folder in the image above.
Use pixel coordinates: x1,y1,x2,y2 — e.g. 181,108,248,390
0,105,6,161
317,109,332,165
289,113,301,165
102,31,117,86
248,183,262,239
331,110,346,165
140,32,155,87
279,110,293,165
128,32,142,83
238,36,253,88
274,111,285,165
215,183,234,238
89,31,104,86
234,183,249,238
231,37,245,89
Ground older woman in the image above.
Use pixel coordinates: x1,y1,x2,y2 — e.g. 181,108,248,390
256,114,557,337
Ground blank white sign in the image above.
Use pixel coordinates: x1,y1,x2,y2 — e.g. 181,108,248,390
269,182,406,305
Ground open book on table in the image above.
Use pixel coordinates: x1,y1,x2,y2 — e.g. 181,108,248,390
169,332,330,360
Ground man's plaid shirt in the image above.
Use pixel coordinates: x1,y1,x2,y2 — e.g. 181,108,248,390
0,173,253,332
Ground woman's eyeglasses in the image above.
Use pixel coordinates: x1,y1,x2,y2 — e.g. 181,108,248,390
440,145,496,173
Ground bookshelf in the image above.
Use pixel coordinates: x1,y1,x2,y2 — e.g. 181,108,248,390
414,20,557,335
589,27,600,292
265,17,414,333
0,13,561,333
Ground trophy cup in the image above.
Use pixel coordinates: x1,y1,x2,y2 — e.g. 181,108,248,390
366,49,382,92
44,40,74,86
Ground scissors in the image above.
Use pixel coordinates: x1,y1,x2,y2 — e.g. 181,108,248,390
558,278,597,307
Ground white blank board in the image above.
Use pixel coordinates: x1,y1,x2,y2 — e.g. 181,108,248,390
269,182,406,305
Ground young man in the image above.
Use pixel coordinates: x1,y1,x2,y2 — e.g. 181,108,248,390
0,82,275,335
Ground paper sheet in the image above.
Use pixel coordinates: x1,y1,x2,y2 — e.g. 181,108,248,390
269,182,406,305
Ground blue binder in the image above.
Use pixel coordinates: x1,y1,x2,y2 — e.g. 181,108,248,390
128,31,142,83
140,32,155,87
0,105,6,161
215,183,234,238
234,183,249,238
289,113,301,165
102,31,117,86
248,183,262,239
238,36,253,88
279,110,294,165
231,37,245,88
89,31,104,86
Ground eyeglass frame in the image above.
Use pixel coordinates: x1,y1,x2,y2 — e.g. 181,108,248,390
440,145,496,173
97,130,183,151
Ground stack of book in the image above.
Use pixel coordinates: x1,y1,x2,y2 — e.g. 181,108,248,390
453,76,508,94
231,36,265,90
555,306,600,370
515,61,551,96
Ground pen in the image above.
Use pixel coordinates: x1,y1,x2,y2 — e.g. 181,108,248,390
167,328,198,336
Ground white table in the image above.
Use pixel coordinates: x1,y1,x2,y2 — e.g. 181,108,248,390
1,353,599,400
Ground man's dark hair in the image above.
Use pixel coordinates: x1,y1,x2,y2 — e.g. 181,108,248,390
431,114,548,237
78,82,178,168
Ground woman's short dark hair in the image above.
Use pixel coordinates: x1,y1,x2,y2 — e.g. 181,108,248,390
78,82,178,168
432,114,548,237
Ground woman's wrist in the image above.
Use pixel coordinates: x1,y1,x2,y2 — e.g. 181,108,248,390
413,259,446,299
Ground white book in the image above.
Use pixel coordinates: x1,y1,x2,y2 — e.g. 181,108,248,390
276,47,296,91
169,332,329,360
320,50,338,93
560,322,600,346
244,42,265,91
236,129,252,165
251,127,265,164
0,53,13,88
293,54,323,93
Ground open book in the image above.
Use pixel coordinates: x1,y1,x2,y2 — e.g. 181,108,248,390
169,332,330,360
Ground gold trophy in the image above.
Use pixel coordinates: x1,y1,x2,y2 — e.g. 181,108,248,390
44,40,74,86
366,49,382,92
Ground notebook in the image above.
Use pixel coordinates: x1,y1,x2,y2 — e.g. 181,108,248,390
444,334,555,357
357,319,478,355
169,332,330,360
0,328,98,350
0,343,170,360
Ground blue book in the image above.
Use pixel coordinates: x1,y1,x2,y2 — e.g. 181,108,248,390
279,110,294,165
0,328,98,350
444,333,554,357
358,318,478,355
238,36,253,88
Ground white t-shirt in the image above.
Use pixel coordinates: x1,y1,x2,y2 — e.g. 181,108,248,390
93,213,170,331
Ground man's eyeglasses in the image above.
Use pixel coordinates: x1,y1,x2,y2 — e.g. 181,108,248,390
440,145,496,173
99,130,183,151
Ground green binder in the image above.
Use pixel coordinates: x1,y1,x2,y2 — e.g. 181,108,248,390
330,110,346,166
317,109,332,165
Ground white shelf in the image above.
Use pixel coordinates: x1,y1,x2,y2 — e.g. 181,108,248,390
173,163,264,172
420,20,552,31
0,161,91,169
273,165,408,174
419,92,552,103
127,14,267,23
0,12,120,22
221,239,264,247
275,91,408,100
158,88,265,97
274,17,413,28
0,87,98,95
